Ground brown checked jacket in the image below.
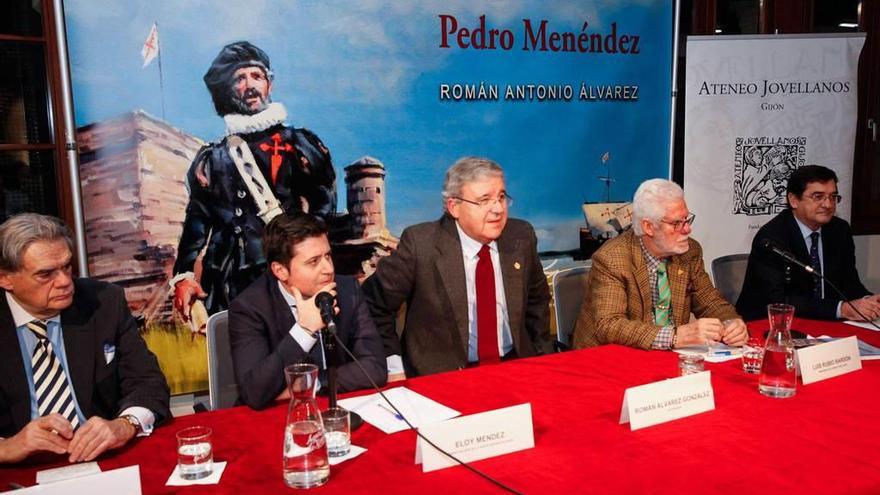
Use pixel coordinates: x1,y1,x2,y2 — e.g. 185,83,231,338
573,230,739,350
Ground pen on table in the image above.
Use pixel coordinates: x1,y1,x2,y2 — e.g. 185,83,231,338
377,403,404,420
712,351,732,356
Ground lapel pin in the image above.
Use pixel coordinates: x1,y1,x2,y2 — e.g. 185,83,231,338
514,262,521,270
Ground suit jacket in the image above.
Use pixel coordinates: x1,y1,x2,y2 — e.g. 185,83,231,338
0,279,170,438
362,215,553,377
228,274,387,410
573,230,739,350
736,209,871,321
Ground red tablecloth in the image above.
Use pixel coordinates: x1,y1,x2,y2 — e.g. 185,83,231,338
2,320,878,494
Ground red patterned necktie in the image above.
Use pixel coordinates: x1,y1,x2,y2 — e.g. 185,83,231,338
476,244,500,364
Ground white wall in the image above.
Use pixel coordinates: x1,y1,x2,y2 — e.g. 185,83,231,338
854,235,880,293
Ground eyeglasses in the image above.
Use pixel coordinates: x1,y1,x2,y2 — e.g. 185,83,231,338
804,192,842,204
659,213,696,231
453,193,513,209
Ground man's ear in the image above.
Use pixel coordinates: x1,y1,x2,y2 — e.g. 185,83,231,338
445,197,459,219
787,192,799,210
641,219,656,238
269,261,288,283
0,271,14,292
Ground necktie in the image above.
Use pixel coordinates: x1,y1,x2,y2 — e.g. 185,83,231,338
809,232,822,298
26,320,80,428
655,261,672,326
476,245,499,364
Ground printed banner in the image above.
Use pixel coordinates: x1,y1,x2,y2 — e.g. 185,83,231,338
683,34,866,272
64,0,673,393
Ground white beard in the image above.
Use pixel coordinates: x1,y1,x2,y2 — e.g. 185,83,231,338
223,102,288,135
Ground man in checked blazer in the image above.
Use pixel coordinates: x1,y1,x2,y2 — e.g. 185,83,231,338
363,157,553,379
573,179,748,350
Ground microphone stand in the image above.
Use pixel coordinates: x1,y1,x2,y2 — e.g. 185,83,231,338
784,264,792,305
767,244,880,332
320,325,363,431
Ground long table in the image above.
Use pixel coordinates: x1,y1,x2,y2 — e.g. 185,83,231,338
2,319,879,493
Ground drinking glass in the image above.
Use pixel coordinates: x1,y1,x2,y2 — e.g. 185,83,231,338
322,407,351,458
176,426,213,480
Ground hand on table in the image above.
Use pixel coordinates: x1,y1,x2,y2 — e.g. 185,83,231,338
720,318,749,346
0,414,73,463
841,296,880,321
674,318,723,348
67,416,136,463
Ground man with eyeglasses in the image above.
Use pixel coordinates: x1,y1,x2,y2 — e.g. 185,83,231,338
738,165,879,321
573,179,747,350
363,157,552,378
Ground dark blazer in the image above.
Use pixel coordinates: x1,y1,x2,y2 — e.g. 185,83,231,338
0,279,170,438
228,274,387,410
362,215,553,377
737,209,872,321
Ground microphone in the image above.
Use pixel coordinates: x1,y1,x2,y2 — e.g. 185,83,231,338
762,239,880,331
315,292,337,335
761,239,817,275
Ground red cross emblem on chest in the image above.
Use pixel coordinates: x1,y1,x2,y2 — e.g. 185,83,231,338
258,133,295,184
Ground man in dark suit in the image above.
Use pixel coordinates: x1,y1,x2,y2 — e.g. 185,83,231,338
363,157,553,379
229,213,386,410
0,214,170,464
737,165,880,321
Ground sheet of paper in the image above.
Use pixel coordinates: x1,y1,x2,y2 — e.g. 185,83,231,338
843,319,880,332
337,387,460,434
674,343,742,363
328,445,367,466
165,461,227,486
36,462,101,484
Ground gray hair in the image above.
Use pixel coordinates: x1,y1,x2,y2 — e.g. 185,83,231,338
631,179,684,236
442,157,505,208
0,213,73,272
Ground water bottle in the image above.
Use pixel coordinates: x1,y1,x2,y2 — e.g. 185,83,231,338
758,304,797,398
282,363,330,488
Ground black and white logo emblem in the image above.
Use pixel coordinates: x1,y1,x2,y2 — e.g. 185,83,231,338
733,137,806,216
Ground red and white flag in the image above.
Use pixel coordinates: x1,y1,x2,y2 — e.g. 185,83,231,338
141,23,159,68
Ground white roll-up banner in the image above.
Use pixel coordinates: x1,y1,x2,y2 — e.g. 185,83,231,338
683,34,866,272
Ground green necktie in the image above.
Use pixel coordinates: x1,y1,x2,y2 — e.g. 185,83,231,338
655,261,671,326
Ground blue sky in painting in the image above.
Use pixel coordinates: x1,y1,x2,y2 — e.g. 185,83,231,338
64,0,672,251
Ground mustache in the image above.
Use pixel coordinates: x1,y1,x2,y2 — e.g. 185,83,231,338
243,87,263,100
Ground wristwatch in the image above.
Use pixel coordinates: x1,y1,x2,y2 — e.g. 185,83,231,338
119,414,142,435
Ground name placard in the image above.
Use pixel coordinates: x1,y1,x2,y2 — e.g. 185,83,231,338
797,336,862,385
619,371,714,430
415,403,534,473
19,466,140,494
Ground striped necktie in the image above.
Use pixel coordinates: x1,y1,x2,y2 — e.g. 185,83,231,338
808,232,822,299
26,320,80,428
654,261,672,326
